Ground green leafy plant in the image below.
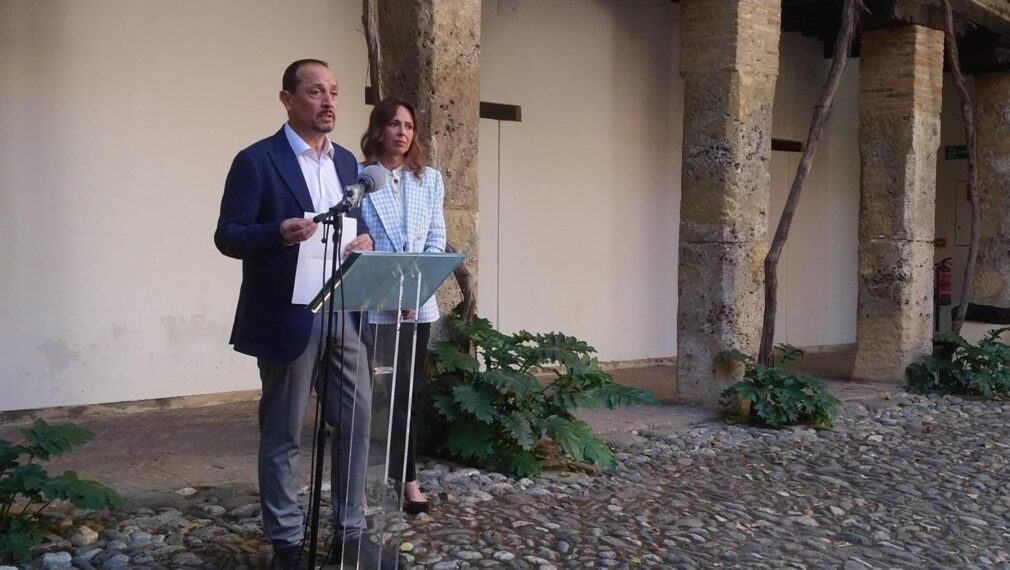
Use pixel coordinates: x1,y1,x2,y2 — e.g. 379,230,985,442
422,315,658,478
718,344,839,429
0,420,125,563
906,328,1010,398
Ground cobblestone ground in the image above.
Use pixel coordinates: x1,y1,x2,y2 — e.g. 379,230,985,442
402,394,1010,569
14,393,1010,569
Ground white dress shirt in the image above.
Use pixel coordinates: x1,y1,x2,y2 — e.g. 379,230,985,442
283,123,343,211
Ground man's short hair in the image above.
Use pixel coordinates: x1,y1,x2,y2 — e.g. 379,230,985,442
282,59,329,93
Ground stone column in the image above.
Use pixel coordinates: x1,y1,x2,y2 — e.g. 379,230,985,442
378,0,480,314
853,25,943,382
973,71,1010,306
677,0,781,406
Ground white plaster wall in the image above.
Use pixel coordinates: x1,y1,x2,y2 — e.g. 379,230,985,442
0,0,372,411
477,0,682,362
934,75,973,333
1,2,874,412
768,34,861,349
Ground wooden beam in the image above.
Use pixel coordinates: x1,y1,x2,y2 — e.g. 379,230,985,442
364,86,522,122
772,138,803,152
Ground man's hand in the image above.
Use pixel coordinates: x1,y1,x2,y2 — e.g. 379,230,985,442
279,218,318,244
344,234,373,256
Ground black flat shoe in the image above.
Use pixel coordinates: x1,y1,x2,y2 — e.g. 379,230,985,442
403,499,430,515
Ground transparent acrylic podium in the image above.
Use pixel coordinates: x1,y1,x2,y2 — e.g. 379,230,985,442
308,251,464,568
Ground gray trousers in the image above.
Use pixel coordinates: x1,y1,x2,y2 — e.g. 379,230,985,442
256,312,371,548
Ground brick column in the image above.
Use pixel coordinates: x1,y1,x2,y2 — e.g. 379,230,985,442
378,0,480,314
853,26,943,382
974,71,1010,306
677,0,781,405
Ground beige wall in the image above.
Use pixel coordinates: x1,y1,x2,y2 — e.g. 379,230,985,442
769,33,861,349
0,1,901,411
478,0,682,362
0,0,372,411
934,75,973,332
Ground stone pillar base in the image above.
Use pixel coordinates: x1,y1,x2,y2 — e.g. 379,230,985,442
853,239,933,382
676,0,781,407
854,25,943,383
677,241,767,405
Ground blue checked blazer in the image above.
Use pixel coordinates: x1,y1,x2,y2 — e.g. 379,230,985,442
361,165,447,324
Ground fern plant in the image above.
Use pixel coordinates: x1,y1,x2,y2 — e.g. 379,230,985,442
906,328,1010,398
0,420,125,564
422,316,657,477
718,345,839,429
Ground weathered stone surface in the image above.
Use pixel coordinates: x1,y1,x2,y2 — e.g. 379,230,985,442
22,393,1010,569
855,25,942,382
677,0,780,405
378,0,480,317
973,71,1010,306
858,26,943,243
678,241,768,405
679,0,780,244
853,239,933,381
440,208,478,312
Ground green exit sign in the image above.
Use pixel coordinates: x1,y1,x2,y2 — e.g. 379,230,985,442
945,145,968,160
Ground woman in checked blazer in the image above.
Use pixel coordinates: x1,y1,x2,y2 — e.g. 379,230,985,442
360,98,446,515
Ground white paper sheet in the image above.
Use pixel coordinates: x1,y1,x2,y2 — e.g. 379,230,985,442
291,213,357,305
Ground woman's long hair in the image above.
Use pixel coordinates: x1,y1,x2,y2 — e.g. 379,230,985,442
360,98,427,179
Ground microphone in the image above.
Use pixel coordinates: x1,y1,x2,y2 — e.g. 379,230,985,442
312,164,387,223
343,164,387,208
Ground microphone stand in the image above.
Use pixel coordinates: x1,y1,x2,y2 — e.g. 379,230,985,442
306,199,349,569
313,195,355,224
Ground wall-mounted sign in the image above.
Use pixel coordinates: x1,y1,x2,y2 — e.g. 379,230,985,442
945,145,968,160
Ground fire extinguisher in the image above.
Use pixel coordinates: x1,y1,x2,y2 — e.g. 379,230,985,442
935,257,952,306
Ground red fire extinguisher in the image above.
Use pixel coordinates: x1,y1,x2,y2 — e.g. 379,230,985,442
935,257,952,306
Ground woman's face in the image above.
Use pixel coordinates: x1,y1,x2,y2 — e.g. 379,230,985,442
380,105,415,159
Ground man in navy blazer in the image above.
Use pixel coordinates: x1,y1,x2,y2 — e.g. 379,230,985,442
215,59,398,570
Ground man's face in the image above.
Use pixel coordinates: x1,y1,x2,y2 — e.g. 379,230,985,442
281,63,338,135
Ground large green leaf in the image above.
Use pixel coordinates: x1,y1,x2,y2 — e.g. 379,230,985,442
490,449,542,478
2,464,48,498
451,384,498,424
0,517,43,563
571,384,658,409
533,332,595,354
906,331,1010,399
523,347,585,370
716,349,751,365
580,433,617,470
542,416,614,468
0,440,18,473
430,344,478,374
421,314,651,476
20,420,93,461
443,422,495,461
41,471,125,510
481,369,541,398
775,343,805,364
430,393,460,422
497,411,535,450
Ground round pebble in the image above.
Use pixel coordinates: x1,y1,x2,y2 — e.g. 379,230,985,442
14,394,1010,569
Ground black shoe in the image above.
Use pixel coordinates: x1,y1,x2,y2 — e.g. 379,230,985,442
271,545,309,570
402,499,430,515
327,536,407,569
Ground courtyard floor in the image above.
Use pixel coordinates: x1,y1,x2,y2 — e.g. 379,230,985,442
5,355,1008,568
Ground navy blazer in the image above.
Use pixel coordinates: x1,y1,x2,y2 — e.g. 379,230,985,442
215,127,369,363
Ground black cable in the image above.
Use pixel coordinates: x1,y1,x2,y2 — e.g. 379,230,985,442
308,209,350,568
297,220,332,567
336,235,352,566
